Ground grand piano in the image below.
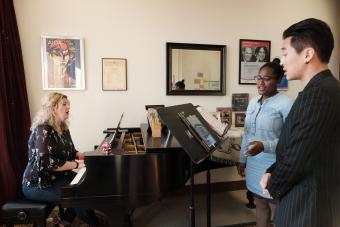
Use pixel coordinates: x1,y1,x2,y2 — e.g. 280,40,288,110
61,124,234,226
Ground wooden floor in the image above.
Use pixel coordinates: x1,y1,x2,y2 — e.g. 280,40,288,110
1,168,258,226
131,189,256,227
1,189,257,227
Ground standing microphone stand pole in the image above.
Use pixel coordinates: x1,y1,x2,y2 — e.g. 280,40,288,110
206,167,211,227
189,161,195,227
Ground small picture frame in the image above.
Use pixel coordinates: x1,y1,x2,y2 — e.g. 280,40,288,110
235,113,246,127
232,93,249,111
41,35,85,90
239,39,271,85
216,107,232,125
102,58,127,91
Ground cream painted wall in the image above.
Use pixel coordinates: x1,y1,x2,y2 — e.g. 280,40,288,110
14,0,339,152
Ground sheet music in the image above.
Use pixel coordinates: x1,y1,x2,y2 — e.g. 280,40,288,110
70,167,86,185
196,106,229,137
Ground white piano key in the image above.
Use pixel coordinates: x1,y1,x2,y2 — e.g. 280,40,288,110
70,167,86,185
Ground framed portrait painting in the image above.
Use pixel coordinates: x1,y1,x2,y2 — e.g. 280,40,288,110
239,39,271,85
41,36,85,90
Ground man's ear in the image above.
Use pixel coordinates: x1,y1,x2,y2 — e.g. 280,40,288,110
304,48,315,64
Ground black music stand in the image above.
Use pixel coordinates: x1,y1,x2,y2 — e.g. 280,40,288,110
157,103,224,227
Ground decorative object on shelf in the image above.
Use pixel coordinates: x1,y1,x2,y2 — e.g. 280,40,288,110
102,58,127,91
216,107,232,125
166,42,226,96
235,113,246,127
41,35,85,90
145,105,166,134
239,39,271,85
232,93,249,111
147,108,162,138
278,74,289,91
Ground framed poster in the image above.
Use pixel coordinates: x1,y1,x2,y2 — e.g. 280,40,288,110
239,39,271,85
41,36,85,90
102,58,127,91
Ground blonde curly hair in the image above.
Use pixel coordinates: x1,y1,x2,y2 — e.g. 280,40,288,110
31,92,69,131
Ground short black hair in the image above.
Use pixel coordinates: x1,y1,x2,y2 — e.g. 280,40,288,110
283,18,334,63
260,58,285,81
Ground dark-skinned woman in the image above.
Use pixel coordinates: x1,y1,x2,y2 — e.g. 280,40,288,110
237,58,293,227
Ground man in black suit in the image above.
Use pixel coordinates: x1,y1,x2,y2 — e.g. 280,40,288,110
260,18,340,227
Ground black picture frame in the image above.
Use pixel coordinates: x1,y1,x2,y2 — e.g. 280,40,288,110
166,42,226,96
239,39,271,85
232,93,249,112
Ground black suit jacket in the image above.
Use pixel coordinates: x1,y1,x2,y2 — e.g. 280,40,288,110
267,70,340,227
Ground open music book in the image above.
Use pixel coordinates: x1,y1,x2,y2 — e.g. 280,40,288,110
196,106,230,137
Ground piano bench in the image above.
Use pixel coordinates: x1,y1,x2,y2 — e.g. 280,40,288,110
1,198,53,227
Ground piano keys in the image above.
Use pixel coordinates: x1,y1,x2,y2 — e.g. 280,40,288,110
70,167,86,185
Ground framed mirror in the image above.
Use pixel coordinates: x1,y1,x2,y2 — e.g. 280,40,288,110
166,42,226,96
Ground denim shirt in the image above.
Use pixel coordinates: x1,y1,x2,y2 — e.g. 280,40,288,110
240,93,293,163
239,92,293,197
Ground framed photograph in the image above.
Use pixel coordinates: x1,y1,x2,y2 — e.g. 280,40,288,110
102,58,127,91
232,93,249,111
41,35,85,90
235,113,246,127
239,39,271,84
216,107,232,125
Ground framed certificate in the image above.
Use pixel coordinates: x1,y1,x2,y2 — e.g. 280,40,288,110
102,58,127,91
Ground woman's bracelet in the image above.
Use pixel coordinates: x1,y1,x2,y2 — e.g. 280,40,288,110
74,161,79,169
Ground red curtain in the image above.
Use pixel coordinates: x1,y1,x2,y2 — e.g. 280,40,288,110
0,0,31,207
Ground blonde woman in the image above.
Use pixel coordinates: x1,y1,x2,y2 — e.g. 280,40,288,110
22,92,96,226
